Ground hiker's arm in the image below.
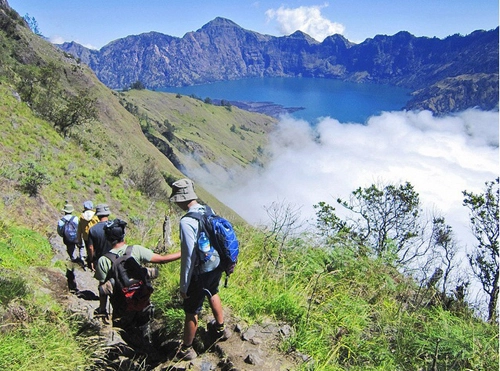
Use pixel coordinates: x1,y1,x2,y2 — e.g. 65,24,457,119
87,244,95,270
76,220,84,247
149,251,181,264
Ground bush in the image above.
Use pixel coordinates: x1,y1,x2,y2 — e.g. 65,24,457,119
16,160,51,197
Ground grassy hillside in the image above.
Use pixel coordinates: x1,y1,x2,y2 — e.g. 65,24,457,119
0,3,497,370
0,2,278,227
118,89,276,174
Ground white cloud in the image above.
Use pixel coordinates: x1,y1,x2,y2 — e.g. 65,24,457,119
49,35,98,49
265,4,345,42
49,35,67,45
202,109,498,250
194,108,498,311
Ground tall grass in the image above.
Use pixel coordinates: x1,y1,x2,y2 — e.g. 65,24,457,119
0,222,94,370
153,224,499,370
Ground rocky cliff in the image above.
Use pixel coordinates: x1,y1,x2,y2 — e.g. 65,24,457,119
58,17,499,114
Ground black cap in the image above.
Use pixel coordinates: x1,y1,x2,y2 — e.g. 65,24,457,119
104,218,127,244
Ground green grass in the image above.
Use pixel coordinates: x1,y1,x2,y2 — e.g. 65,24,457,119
153,224,499,370
0,223,94,371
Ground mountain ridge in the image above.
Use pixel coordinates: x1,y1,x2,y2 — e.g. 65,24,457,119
57,17,499,114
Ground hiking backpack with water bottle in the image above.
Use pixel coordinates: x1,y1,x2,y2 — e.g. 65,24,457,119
184,206,239,285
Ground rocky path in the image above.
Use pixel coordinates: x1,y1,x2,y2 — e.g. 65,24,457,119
46,235,304,370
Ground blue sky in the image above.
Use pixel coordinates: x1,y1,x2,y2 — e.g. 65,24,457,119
8,0,499,49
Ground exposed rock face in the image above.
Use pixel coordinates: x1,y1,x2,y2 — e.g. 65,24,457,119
57,17,499,114
406,73,499,112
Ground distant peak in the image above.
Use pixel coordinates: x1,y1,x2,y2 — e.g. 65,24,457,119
322,34,354,47
287,30,319,43
202,17,241,29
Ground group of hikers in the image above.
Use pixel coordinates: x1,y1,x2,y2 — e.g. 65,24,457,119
57,178,231,361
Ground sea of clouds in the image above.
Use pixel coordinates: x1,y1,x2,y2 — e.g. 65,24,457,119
200,108,498,250
192,107,498,311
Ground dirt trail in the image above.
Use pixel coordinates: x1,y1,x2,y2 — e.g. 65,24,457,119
45,235,305,370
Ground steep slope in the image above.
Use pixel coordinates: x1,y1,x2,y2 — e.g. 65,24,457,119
116,89,276,183
0,2,277,230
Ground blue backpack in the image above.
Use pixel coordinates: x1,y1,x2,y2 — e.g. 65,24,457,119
60,216,78,244
185,206,239,285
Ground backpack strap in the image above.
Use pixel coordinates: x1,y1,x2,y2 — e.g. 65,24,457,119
182,205,214,223
104,244,134,263
64,215,76,225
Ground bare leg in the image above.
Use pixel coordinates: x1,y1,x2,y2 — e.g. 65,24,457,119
209,293,224,325
183,313,198,346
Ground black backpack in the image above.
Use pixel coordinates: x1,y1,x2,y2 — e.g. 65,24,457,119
104,245,153,313
184,206,239,285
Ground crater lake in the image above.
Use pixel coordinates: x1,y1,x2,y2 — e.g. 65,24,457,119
159,77,412,124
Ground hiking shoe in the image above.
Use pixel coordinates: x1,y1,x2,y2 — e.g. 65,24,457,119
72,257,86,270
93,308,109,324
175,344,197,361
209,320,232,341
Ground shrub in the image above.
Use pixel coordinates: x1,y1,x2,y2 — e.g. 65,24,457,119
16,160,51,197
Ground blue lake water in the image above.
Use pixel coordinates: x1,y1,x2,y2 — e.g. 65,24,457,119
159,77,411,123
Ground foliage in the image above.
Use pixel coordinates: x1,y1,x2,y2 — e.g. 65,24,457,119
315,182,429,268
194,225,498,370
15,62,98,136
463,178,499,323
130,80,146,90
16,160,51,197
22,13,41,36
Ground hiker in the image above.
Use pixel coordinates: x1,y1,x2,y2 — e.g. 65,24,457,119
76,200,98,266
87,203,112,271
169,178,231,361
57,202,81,262
93,218,181,329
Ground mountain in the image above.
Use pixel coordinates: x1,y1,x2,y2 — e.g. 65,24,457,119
0,3,498,370
57,18,499,114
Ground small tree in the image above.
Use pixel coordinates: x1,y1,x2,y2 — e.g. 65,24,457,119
336,182,424,264
463,178,499,323
263,201,304,268
17,160,51,197
23,13,42,35
130,80,145,90
52,89,98,136
429,217,465,300
131,158,166,199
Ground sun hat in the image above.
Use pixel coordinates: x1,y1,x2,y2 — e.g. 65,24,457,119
95,203,111,217
169,178,198,202
83,200,94,210
62,203,74,213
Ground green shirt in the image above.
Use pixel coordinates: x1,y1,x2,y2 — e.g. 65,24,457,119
94,244,154,283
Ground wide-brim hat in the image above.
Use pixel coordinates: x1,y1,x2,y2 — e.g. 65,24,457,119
95,203,111,216
169,178,198,202
62,203,74,213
